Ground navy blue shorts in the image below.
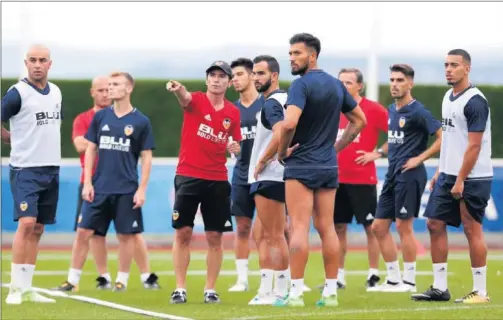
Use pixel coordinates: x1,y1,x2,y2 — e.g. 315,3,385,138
250,181,285,203
424,173,492,227
9,166,60,225
231,184,256,219
284,167,338,190
78,193,144,235
376,166,427,220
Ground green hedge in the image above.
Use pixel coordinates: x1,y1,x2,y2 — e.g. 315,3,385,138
2,79,502,158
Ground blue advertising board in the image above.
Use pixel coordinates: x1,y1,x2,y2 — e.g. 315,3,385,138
2,159,502,234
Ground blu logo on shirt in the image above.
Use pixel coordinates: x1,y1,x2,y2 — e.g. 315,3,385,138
99,135,131,152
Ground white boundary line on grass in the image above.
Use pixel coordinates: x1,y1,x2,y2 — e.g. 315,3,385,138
2,270,454,276
0,283,193,320
233,304,503,320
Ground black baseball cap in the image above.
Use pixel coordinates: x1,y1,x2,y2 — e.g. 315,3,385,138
206,60,232,77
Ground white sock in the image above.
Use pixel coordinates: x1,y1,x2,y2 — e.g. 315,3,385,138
433,263,448,291
116,272,129,287
176,287,186,293
10,263,25,291
140,273,150,283
290,278,304,298
204,288,216,294
101,273,112,283
23,264,35,290
472,266,487,297
235,259,249,283
274,269,289,297
337,268,345,285
68,268,82,286
385,261,401,283
368,268,379,280
322,278,338,297
403,262,416,285
258,269,274,295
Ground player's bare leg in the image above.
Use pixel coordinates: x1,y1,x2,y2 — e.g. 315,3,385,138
364,224,381,287
204,231,224,303
371,219,414,292
53,228,94,293
279,179,313,306
90,235,112,289
7,218,54,304
313,188,340,307
171,227,192,303
133,233,160,289
455,201,490,303
411,218,451,301
396,218,417,290
229,216,252,291
249,195,289,305
284,213,311,293
334,224,348,288
114,234,135,291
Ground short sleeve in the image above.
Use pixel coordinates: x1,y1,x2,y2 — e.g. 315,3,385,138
375,103,389,132
286,78,308,111
231,109,242,142
1,87,22,122
84,112,101,144
72,113,88,140
262,99,284,130
341,84,357,113
186,91,205,113
464,95,489,132
419,107,442,135
140,119,156,151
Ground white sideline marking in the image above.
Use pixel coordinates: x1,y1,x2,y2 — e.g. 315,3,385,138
233,304,503,320
2,252,502,261
0,283,193,320
2,270,453,277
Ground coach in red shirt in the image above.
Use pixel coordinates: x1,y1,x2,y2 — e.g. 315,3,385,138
334,68,389,290
166,61,242,305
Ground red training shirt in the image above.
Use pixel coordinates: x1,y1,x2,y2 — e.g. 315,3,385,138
176,91,242,181
337,97,388,185
72,108,97,184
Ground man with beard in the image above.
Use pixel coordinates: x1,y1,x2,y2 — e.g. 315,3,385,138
228,58,265,292
247,55,290,305
275,33,367,307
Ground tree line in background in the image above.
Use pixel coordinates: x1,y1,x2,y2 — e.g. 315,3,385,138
1,79,502,158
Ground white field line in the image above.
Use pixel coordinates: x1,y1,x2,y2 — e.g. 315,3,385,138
2,270,453,277
2,252,502,261
233,304,503,320
0,283,193,320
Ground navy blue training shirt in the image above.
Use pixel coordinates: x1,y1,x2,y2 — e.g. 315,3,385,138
262,90,287,130
85,106,155,194
231,95,265,186
284,70,357,168
387,100,441,174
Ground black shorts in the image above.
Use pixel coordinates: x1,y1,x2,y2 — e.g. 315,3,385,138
10,166,59,225
231,184,256,219
74,184,107,237
250,181,285,203
172,175,233,233
424,173,492,228
334,184,377,226
79,193,144,235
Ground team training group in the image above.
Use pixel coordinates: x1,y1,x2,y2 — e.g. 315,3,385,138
1,33,493,307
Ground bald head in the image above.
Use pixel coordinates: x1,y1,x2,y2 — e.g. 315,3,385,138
90,76,111,109
26,44,51,60
24,44,52,84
